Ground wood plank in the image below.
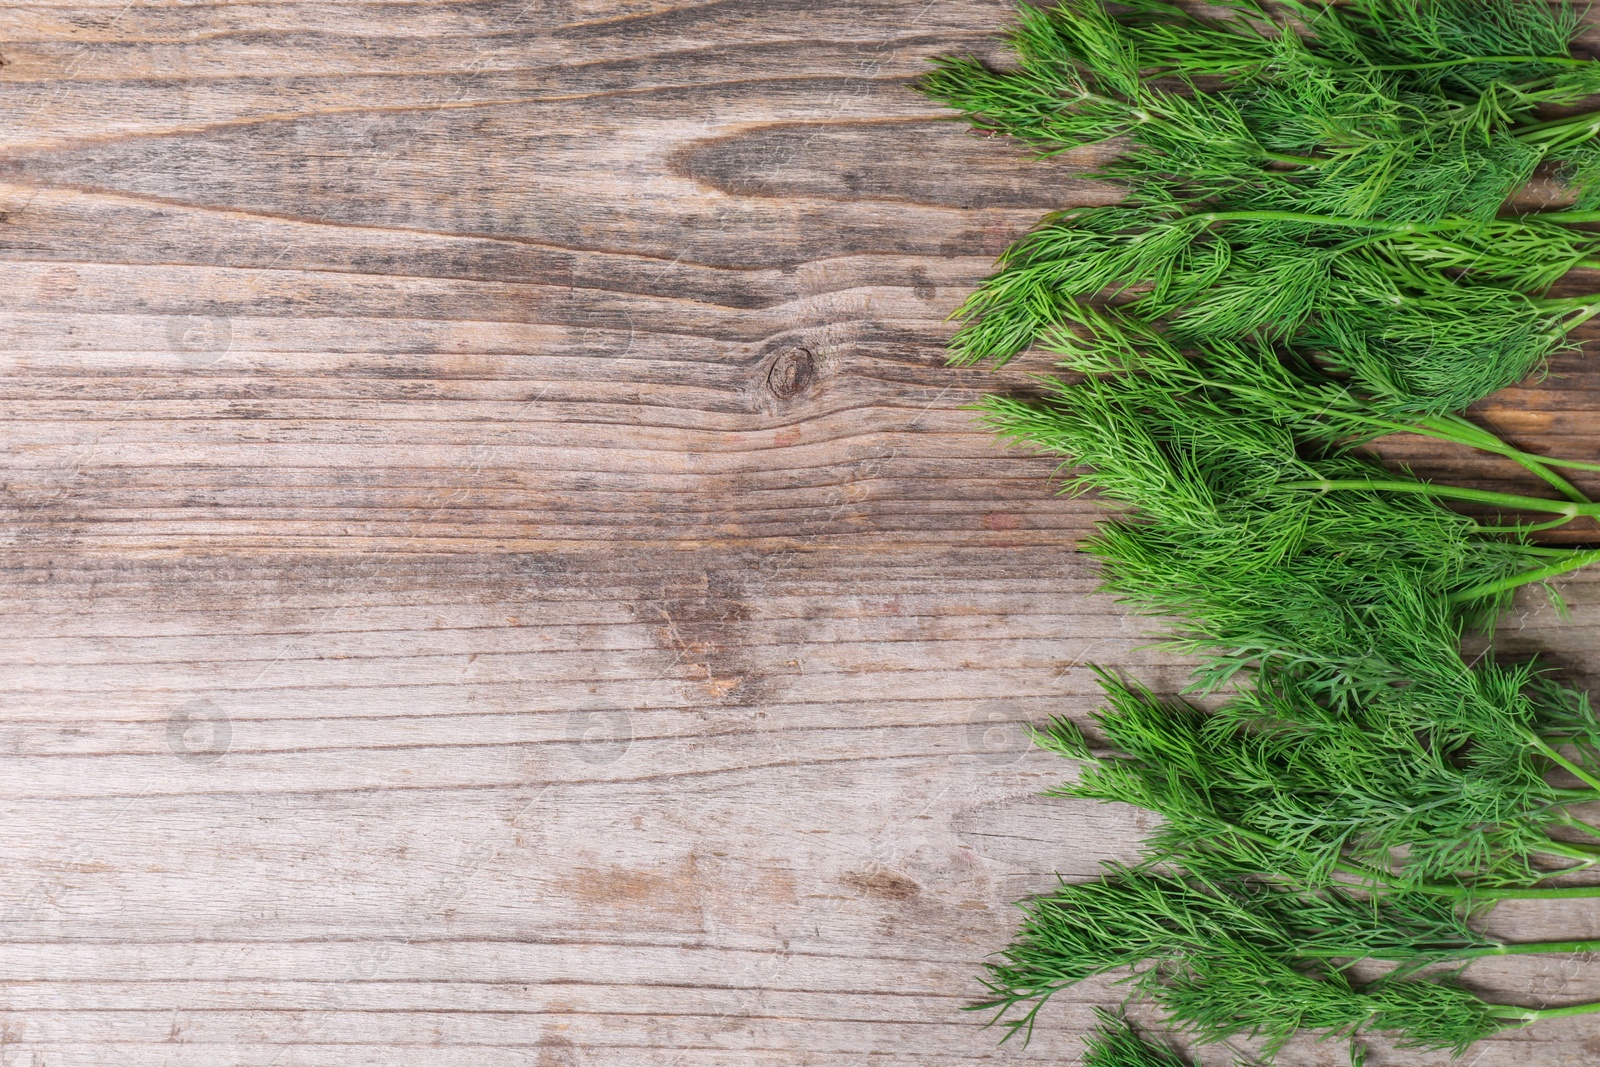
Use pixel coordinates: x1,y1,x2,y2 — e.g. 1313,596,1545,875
0,2,1596,1065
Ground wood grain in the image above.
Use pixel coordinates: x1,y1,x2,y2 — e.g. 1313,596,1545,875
0,3,1597,1065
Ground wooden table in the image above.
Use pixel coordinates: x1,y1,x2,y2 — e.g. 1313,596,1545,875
1,2,1596,1064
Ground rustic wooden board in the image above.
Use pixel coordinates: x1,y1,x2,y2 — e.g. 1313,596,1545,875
0,2,1597,1065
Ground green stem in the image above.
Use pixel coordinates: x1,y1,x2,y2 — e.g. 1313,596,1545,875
1200,210,1454,233
1566,300,1600,330
1196,820,1460,894
1369,56,1591,73
1558,814,1600,842
1467,884,1600,900
1537,841,1600,865
1164,366,1600,491
1537,210,1600,224
1516,457,1600,473
1192,205,1600,254
1485,450,1600,476
1528,732,1600,793
1238,830,1600,900
1283,478,1590,517
1290,936,1600,963
1509,462,1590,506
1412,417,1593,502
1450,549,1600,604
1196,823,1600,900
1475,517,1587,535
1417,414,1523,451
1493,999,1600,1024
1262,151,1323,166
1514,106,1600,143
1539,294,1600,332
1454,937,1600,960
1532,457,1600,474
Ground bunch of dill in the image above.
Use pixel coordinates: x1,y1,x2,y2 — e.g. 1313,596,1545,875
920,1,1600,1062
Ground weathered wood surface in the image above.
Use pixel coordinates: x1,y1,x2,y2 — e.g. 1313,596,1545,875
0,2,1597,1064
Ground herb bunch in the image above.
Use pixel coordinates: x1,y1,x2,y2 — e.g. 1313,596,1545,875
921,0,1600,415
982,863,1600,1054
920,0,1600,1062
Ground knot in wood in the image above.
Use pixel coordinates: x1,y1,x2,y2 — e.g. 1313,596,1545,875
766,346,817,400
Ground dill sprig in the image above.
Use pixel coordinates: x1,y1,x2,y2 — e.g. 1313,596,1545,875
1037,305,1600,500
1099,0,1588,94
981,864,1600,1056
1081,1012,1193,1067
921,0,1600,413
919,0,1600,214
1038,672,1600,893
976,358,1600,603
947,198,1600,416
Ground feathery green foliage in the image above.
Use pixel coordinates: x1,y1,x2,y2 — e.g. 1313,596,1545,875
1096,0,1586,93
921,1,1600,1061
1081,1012,1192,1067
918,0,1600,210
964,268,1600,1055
920,0,1600,415
946,200,1600,415
981,863,1600,1055
1037,672,1600,891
1032,306,1600,500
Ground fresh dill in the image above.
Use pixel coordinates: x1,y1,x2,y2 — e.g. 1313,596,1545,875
921,2,1600,1062
980,863,1600,1055
1081,1011,1194,1067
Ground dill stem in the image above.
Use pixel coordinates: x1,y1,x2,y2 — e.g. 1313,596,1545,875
1557,816,1600,842
1199,210,1435,232
1479,450,1600,476
1262,151,1322,166
1172,379,1592,492
1340,867,1600,900
1539,291,1600,311
1474,516,1586,535
1449,549,1600,604
1494,998,1600,1023
1366,56,1591,73
1194,206,1600,252
1286,478,1600,600
1513,107,1600,142
1526,731,1600,793
1532,209,1600,224
1193,818,1407,889
1412,415,1513,450
1537,841,1600,865
1464,884,1600,900
1405,415,1599,496
1290,936,1600,962
1564,299,1600,331
1531,300,1600,337
1464,938,1600,959
1205,205,1600,234
1506,463,1589,506
1284,478,1589,517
